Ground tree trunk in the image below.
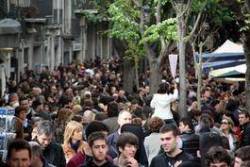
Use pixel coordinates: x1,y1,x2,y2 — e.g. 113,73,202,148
123,59,135,94
177,15,187,118
149,58,161,94
243,32,250,112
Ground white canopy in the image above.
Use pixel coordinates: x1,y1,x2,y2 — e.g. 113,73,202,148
213,40,244,54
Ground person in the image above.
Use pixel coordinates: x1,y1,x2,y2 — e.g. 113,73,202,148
234,145,250,167
67,121,109,167
81,132,118,167
144,117,164,165
204,146,232,167
150,82,178,125
29,142,55,167
11,106,27,139
6,139,32,167
114,132,139,167
121,124,148,167
179,117,199,157
150,124,193,167
219,117,237,151
62,121,89,162
34,120,66,167
107,110,132,157
238,110,250,146
102,102,119,134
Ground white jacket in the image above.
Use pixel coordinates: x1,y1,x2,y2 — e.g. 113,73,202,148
150,89,178,120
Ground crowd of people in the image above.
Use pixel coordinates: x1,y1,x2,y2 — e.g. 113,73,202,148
0,57,250,167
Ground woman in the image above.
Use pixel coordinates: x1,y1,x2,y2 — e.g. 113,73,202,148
12,106,27,139
220,117,237,151
114,132,139,167
62,121,90,163
150,82,178,125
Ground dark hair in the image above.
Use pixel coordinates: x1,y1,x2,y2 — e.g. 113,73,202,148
179,117,194,131
7,139,31,160
205,146,231,166
71,114,83,122
14,106,26,117
235,146,250,161
107,101,119,117
148,117,164,133
87,131,107,147
36,120,53,136
160,124,179,136
157,82,170,94
117,132,138,152
85,121,109,139
239,110,250,118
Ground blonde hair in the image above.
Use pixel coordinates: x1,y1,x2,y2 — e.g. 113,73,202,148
63,121,83,146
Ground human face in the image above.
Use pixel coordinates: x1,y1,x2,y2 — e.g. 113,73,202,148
239,114,250,126
8,149,31,167
71,129,83,141
36,134,52,149
20,100,29,110
178,122,188,134
160,131,178,154
91,139,108,162
220,119,230,131
118,112,132,127
210,162,229,167
18,110,26,121
119,144,137,158
234,157,242,167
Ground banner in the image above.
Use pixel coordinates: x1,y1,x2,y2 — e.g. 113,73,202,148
168,54,178,78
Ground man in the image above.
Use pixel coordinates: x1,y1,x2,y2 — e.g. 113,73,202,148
234,145,250,167
205,146,232,167
6,139,31,167
34,120,66,167
107,110,132,157
179,117,199,157
238,110,250,146
150,124,192,167
150,124,193,167
82,132,117,167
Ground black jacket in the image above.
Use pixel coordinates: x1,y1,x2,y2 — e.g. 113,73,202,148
150,151,193,167
180,131,199,157
81,156,118,167
240,122,250,147
42,142,66,167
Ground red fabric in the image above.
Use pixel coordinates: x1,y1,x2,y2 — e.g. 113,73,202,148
66,151,85,167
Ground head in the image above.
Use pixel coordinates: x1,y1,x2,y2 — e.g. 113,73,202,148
87,132,108,163
160,124,180,154
7,139,32,167
19,97,29,110
118,110,132,128
63,121,83,145
107,101,119,117
205,146,232,167
220,117,234,132
117,132,138,158
85,121,109,140
234,146,250,167
14,106,27,121
148,117,164,133
179,117,194,134
238,111,250,126
29,142,43,167
157,82,170,94
36,121,53,149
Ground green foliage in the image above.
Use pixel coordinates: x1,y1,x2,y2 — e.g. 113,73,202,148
141,18,177,44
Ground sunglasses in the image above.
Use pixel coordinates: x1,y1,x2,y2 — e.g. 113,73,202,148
221,121,229,125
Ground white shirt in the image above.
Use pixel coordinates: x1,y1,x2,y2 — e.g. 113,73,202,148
150,89,178,120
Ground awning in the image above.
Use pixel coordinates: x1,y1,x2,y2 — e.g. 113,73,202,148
0,18,22,35
209,64,246,78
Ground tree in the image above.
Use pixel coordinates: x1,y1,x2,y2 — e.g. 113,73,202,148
108,0,177,94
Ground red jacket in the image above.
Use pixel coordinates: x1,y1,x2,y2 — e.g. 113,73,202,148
67,151,85,167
